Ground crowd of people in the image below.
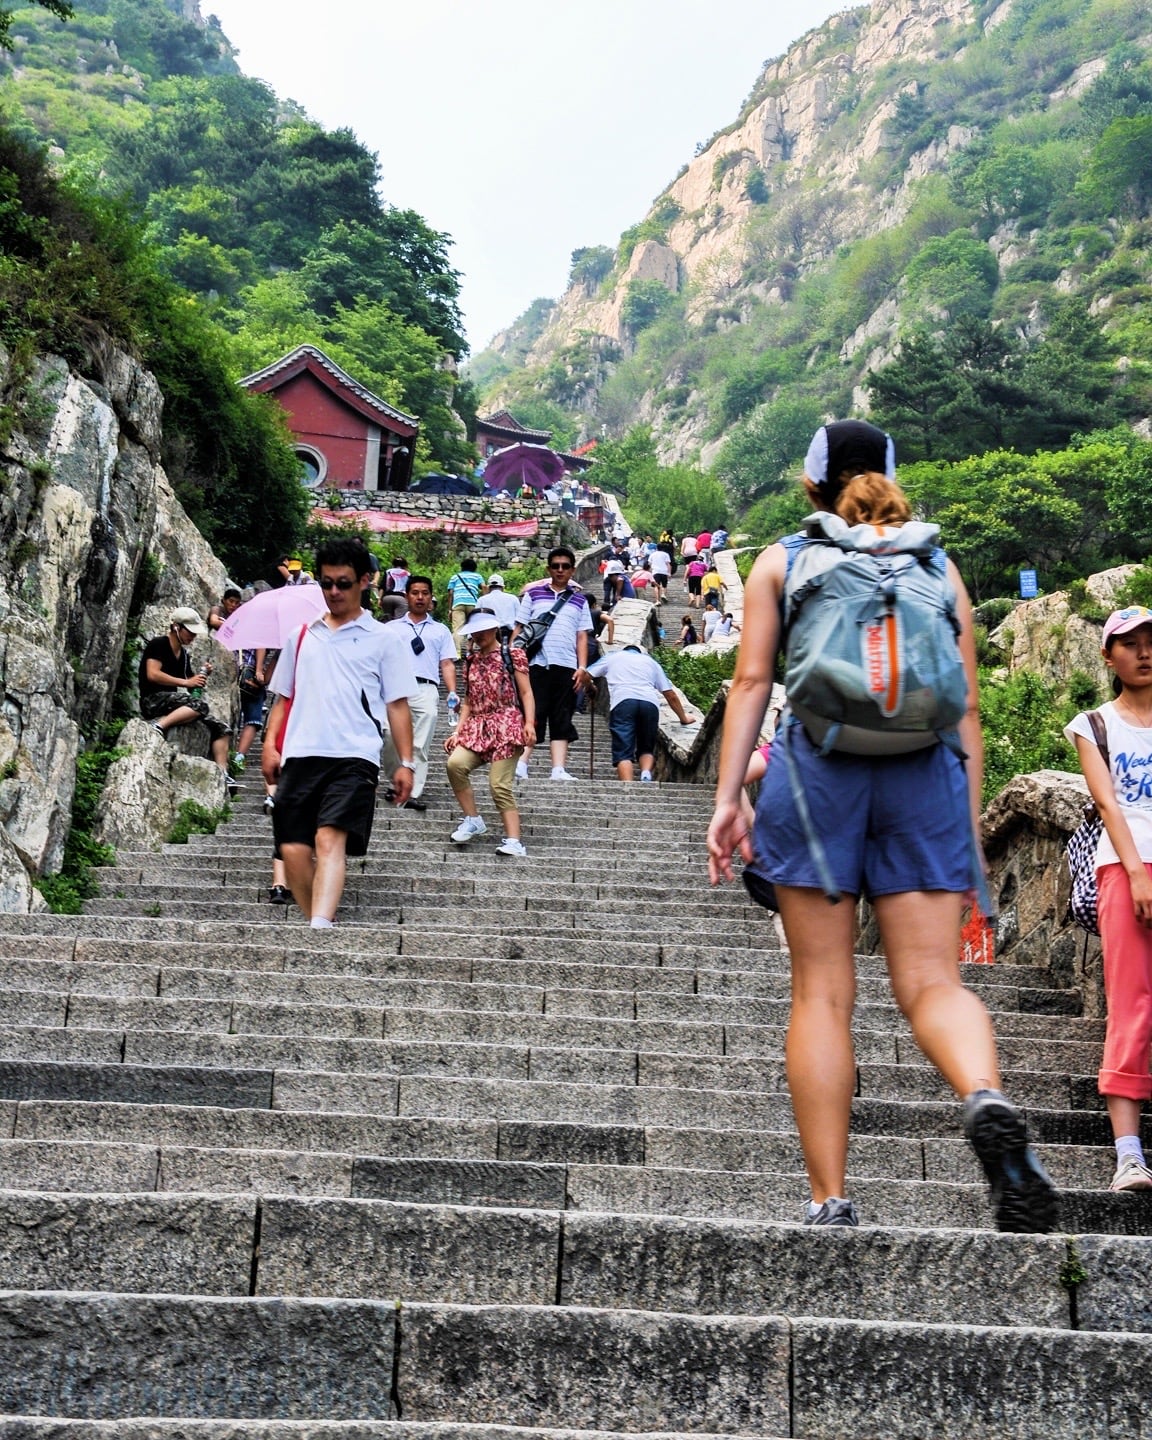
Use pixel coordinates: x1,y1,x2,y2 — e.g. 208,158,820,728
138,422,1150,1231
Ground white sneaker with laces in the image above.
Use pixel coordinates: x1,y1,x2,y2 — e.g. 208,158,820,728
450,815,487,844
515,760,529,780
1110,1154,1152,1191
496,837,527,858
550,767,576,782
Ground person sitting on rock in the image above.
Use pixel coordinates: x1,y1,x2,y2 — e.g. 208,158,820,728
139,607,237,795
206,588,241,631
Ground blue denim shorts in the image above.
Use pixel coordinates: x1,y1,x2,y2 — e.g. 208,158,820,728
748,719,972,900
608,698,659,765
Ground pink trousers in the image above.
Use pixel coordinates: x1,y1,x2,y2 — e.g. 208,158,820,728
1097,863,1152,1101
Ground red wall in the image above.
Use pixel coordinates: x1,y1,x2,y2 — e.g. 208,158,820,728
276,372,370,489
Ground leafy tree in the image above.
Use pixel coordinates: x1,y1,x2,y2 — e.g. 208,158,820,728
0,0,71,49
1079,115,1152,219
568,246,614,290
592,427,725,537
714,394,823,505
904,230,1000,320
621,278,676,334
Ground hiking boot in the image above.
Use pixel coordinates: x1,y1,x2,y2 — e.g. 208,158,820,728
450,815,487,844
268,885,292,906
963,1088,1059,1233
804,1197,858,1227
496,837,528,857
1110,1154,1152,1192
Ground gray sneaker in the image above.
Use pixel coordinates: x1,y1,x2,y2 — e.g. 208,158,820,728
963,1088,1059,1233
804,1197,858,1227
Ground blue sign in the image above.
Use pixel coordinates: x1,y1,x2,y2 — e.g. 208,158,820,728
1019,569,1038,599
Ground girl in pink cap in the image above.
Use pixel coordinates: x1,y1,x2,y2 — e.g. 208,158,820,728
1066,604,1152,1191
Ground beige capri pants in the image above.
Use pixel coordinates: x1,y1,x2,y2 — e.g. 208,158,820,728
445,746,522,814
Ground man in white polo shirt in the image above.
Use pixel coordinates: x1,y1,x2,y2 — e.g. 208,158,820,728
384,573,457,811
482,574,520,633
262,537,418,928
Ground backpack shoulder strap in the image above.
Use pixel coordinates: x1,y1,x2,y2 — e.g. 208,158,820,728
1088,708,1110,769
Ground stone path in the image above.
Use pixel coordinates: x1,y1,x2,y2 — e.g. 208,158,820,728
1,633,1151,1435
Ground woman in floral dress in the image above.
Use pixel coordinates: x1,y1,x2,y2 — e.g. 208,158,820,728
443,608,537,858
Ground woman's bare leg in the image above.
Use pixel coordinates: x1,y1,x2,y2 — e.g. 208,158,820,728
874,890,1000,1096
776,885,858,1203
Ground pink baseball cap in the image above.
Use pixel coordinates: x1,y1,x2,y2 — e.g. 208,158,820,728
1102,606,1152,645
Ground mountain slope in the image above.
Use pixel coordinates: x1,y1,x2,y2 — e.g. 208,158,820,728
475,0,1152,483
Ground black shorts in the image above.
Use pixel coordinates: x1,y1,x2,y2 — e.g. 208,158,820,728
530,664,578,744
608,698,659,765
687,574,702,596
272,757,380,857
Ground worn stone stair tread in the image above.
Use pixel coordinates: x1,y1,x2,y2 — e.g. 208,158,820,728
0,1424,781,1439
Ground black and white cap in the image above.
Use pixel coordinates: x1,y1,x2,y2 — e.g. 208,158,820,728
804,420,896,499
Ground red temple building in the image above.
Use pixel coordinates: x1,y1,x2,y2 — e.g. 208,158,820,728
240,345,420,492
474,409,595,474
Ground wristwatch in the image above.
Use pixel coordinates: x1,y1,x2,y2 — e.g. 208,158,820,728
398,759,418,771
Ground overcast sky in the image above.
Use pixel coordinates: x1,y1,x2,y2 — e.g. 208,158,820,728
205,0,850,351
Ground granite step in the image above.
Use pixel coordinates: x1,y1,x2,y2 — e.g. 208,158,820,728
3,1190,1146,1332
5,1292,1150,1436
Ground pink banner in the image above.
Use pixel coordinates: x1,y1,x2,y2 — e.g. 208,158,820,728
313,509,539,538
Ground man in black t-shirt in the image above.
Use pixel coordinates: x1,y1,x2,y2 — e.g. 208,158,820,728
139,607,236,793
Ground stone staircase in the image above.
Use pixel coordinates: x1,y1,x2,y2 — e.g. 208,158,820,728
2,676,1152,1437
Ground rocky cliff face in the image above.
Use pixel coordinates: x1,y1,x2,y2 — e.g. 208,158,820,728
486,0,979,409
0,344,232,909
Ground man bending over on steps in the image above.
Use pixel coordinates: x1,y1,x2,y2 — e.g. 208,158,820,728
262,537,418,929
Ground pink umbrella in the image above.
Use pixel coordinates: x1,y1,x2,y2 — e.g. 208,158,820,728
214,585,328,652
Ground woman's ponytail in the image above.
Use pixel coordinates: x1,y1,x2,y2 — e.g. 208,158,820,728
834,471,912,527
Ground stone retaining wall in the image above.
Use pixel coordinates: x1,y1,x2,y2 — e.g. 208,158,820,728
319,490,593,568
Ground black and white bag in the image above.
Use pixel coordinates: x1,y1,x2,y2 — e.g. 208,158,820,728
1066,709,1109,935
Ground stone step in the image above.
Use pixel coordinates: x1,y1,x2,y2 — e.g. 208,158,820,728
0,1424,777,1440
3,1190,1147,1333
0,1125,1134,1199
7,1292,1149,1435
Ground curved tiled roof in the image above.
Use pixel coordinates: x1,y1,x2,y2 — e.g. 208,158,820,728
239,344,419,434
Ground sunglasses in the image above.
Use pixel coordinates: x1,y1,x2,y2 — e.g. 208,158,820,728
549,562,574,571
319,577,357,591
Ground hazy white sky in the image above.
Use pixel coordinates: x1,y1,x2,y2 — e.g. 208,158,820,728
205,1,849,350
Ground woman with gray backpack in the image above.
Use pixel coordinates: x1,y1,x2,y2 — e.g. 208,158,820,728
706,419,1057,1233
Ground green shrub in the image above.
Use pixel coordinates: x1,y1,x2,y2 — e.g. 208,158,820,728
972,597,1015,630
979,668,1084,803
1066,578,1107,621
166,798,230,844
35,742,126,913
655,647,738,712
1114,563,1152,609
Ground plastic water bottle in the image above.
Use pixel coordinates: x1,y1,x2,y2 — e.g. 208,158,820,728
447,693,460,728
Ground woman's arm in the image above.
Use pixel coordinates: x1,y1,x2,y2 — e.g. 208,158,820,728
1076,732,1152,924
514,663,537,746
946,560,984,844
706,544,785,882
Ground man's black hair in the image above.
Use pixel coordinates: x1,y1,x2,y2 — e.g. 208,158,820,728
315,536,373,579
407,574,434,592
223,588,241,601
548,545,576,566
460,556,477,570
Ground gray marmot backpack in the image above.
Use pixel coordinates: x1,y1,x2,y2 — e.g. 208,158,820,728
783,512,968,755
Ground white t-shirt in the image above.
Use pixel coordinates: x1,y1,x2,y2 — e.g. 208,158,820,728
1065,701,1152,865
515,582,593,668
270,612,418,764
703,610,722,641
649,550,672,578
587,650,673,710
388,614,457,683
482,590,520,630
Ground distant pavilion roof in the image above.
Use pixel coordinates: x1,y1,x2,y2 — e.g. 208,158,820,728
240,344,419,436
476,409,553,444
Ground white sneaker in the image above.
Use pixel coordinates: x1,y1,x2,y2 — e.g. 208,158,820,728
496,837,528,858
515,760,529,780
640,771,653,782
550,767,576,782
450,815,487,844
1110,1154,1152,1191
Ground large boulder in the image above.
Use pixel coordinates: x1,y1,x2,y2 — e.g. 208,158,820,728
92,719,228,854
987,565,1138,691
